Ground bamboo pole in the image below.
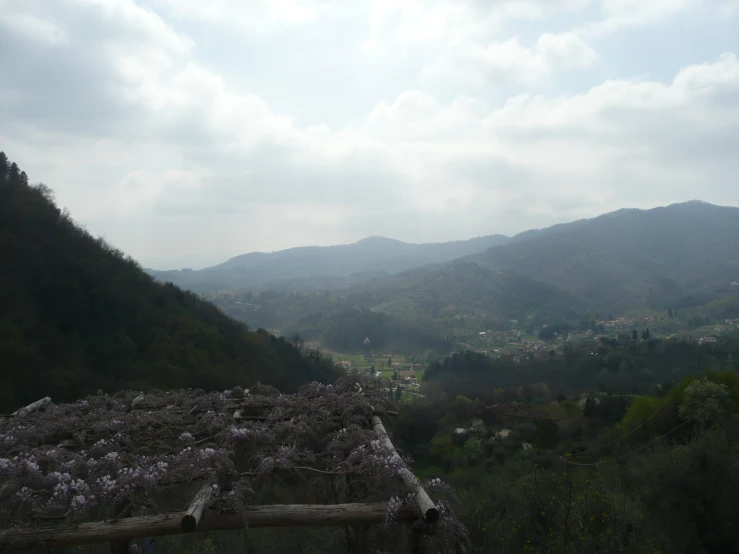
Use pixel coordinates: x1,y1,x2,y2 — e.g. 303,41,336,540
181,484,215,532
11,397,52,417
0,502,418,552
371,415,439,523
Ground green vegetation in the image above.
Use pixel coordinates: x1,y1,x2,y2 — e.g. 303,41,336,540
388,336,739,553
289,307,451,355
204,202,739,357
0,152,341,412
5,149,739,553
473,201,739,312
211,262,586,355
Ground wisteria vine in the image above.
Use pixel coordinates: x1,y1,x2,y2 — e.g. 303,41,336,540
1,377,467,552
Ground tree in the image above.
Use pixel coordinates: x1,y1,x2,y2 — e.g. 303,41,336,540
0,151,9,183
678,379,734,427
668,307,674,318
632,329,638,341
395,386,402,402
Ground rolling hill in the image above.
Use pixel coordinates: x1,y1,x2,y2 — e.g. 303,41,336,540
470,201,739,311
147,234,511,293
0,152,341,412
211,261,586,353
209,201,739,352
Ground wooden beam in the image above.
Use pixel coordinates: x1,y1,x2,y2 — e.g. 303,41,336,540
11,397,52,417
0,503,417,552
371,415,439,524
181,484,215,532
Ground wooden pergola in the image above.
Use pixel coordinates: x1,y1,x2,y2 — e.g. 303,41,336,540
0,378,466,553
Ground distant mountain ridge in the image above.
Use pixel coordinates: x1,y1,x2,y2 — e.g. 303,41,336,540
208,200,739,351
147,234,511,292
469,200,739,310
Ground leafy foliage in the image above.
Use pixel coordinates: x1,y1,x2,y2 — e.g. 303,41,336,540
678,379,734,427
424,336,739,404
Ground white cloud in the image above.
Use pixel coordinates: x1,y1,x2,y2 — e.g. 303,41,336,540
144,0,334,33
0,0,737,268
722,0,739,17
362,0,592,55
580,0,716,36
422,32,598,86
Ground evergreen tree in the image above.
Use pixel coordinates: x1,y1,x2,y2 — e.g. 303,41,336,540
0,151,9,183
668,307,674,318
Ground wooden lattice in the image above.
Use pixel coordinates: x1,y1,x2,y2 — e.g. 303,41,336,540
0,376,467,553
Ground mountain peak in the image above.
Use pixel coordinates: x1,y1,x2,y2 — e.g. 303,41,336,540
356,236,403,245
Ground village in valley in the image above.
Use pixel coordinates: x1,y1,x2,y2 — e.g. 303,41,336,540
326,310,739,400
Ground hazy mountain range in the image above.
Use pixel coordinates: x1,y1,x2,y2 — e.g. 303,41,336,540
146,234,511,292
150,201,739,312
167,200,739,353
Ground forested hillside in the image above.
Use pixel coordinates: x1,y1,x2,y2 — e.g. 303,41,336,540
472,201,739,310
289,307,453,355
341,261,585,327
207,202,739,353
389,335,739,553
212,262,586,352
0,152,341,412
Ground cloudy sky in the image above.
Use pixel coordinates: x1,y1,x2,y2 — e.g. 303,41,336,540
1,0,738,269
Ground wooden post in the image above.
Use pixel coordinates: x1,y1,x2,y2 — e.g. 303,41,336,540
409,520,433,554
371,415,439,523
181,484,215,532
347,524,368,554
0,502,418,552
109,505,133,554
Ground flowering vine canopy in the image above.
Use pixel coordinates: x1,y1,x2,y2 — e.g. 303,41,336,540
0,376,466,551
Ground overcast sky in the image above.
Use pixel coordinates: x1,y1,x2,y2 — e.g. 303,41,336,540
1,0,738,269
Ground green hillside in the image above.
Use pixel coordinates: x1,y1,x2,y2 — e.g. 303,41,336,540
207,202,739,354
0,152,341,411
473,201,739,311
288,307,451,355
345,261,585,324
211,261,585,352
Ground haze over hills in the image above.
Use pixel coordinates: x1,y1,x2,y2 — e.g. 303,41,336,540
146,234,511,293
0,153,340,411
207,201,739,351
